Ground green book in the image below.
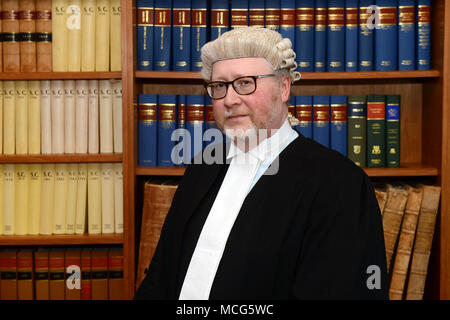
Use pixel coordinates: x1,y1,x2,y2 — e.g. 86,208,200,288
386,95,401,167
367,94,386,167
347,95,367,167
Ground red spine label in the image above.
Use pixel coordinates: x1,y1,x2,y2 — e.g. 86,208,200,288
192,9,206,27
367,103,386,119
296,8,314,27
211,9,229,27
314,105,330,122
154,8,171,26
280,9,295,27
137,8,154,25
331,104,347,122
173,9,190,26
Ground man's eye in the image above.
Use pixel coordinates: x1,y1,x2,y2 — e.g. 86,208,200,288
213,83,225,89
236,79,252,87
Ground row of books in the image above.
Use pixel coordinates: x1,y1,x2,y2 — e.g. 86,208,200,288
375,183,441,300
0,79,123,155
0,162,123,236
0,0,122,72
137,0,431,72
0,246,123,300
137,94,400,168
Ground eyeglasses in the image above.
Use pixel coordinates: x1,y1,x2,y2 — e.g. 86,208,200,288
204,74,276,100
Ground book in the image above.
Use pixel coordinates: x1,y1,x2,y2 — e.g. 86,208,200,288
99,79,114,153
112,80,123,153
75,163,88,234
40,163,55,235
64,80,77,154
40,80,52,154
231,0,248,29
52,0,68,71
35,0,52,72
210,0,229,40
110,0,122,71
95,0,110,71
312,95,330,148
386,95,401,167
138,94,158,166
14,163,29,235
327,0,345,71
0,249,18,300
375,0,398,71
172,0,191,71
375,185,388,216
87,163,102,234
113,163,123,234
28,80,41,154
2,0,20,72
51,80,65,154
265,0,280,32
382,184,409,272
2,164,15,235
136,0,154,71
88,79,100,153
416,0,431,70
17,249,33,300
19,0,37,72
249,0,264,28
136,179,178,288
101,163,115,234
186,94,205,162
398,0,415,70
91,248,109,300
314,0,326,72
81,0,96,71
279,0,295,47
0,1,2,72
406,185,441,300
15,80,28,155
65,163,79,234
75,80,89,154
0,82,3,153
0,165,2,234
28,163,42,235
345,0,358,71
108,247,123,300
347,95,367,167
174,95,189,165
389,185,423,300
153,0,171,70
190,0,207,71
358,0,374,70
34,247,50,300
81,248,92,300
3,81,15,154
295,0,314,72
65,248,81,300
330,95,347,156
295,96,312,138
53,163,68,234
157,94,177,166
367,94,386,167
49,248,65,300
67,0,82,71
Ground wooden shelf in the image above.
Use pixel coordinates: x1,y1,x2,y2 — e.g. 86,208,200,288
0,234,123,246
0,72,122,80
0,153,123,163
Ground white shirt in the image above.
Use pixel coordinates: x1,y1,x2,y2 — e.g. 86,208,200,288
178,119,299,300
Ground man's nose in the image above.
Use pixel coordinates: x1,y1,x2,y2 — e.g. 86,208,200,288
223,83,240,107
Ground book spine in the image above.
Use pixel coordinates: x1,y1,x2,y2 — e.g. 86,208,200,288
288,97,295,127
204,97,216,147
113,163,123,233
91,248,109,300
67,0,82,71
99,79,114,153
3,165,15,235
65,163,79,234
367,94,386,167
110,0,122,71
210,0,229,40
295,95,312,138
75,80,89,154
154,0,171,70
14,164,29,235
330,95,347,156
28,163,42,235
138,94,158,166
34,249,50,300
186,95,205,162
398,0,415,70
40,80,52,154
175,95,189,165
279,0,295,47
75,163,87,234
52,0,68,71
87,163,102,234
249,0,264,28
15,81,28,155
375,0,398,70
190,0,207,71
0,82,3,153
51,80,65,154
0,1,2,72
28,81,41,154
0,250,18,299
53,163,68,234
17,249,33,300
157,94,177,166
231,0,248,29
19,0,36,72
0,165,2,234
327,0,345,71
265,0,280,33
136,0,154,70
49,249,65,300
39,163,55,235
88,79,99,153
416,0,431,70
386,95,400,167
65,248,81,300
108,247,124,300
95,0,110,71
81,0,96,71
312,95,330,148
345,0,358,71
64,80,77,154
172,0,191,71
2,0,20,72
35,0,52,72
314,0,326,72
81,248,92,300
3,81,15,154
347,95,367,167
101,163,115,234
112,80,123,153
358,0,374,70
295,0,314,72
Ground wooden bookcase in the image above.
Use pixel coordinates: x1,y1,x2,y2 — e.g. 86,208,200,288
127,0,448,299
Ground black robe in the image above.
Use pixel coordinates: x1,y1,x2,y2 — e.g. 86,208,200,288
135,133,389,300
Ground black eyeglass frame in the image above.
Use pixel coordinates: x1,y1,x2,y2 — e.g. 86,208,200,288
204,74,276,100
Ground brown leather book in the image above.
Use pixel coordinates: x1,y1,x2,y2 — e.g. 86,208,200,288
406,185,441,300
35,0,51,71
65,248,81,300
0,249,18,300
91,248,108,300
136,179,179,289
2,0,20,72
17,248,34,300
0,1,3,71
19,0,36,71
34,247,50,300
375,186,388,217
81,248,92,300
389,185,424,300
382,184,409,273
49,248,65,300
108,247,123,300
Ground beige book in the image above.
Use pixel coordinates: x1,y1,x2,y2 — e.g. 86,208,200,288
111,80,122,153
67,0,82,71
88,79,99,153
3,81,15,154
99,80,113,153
52,0,68,71
15,81,28,155
65,163,78,234
51,80,65,154
81,0,96,71
40,80,52,154
0,82,3,154
75,80,88,154
113,163,123,234
40,163,55,235
14,164,29,235
0,164,2,234
53,163,68,234
382,184,409,273
95,0,110,71
75,163,87,234
28,163,42,235
389,185,424,300
101,163,114,234
375,186,387,217
2,164,15,235
28,80,41,154
64,80,76,153
110,0,121,71
406,185,441,300
87,163,102,234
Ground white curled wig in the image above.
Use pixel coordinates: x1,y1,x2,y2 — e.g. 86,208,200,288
200,27,301,83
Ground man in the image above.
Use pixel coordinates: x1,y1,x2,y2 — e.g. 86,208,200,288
135,27,388,299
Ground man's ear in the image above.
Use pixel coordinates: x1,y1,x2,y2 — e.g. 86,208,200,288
280,75,291,103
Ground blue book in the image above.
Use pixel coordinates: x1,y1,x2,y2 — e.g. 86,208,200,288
186,95,205,162
312,96,330,147
330,95,347,156
157,95,177,166
327,0,345,71
279,0,295,46
138,94,158,166
136,0,154,70
314,0,327,72
295,0,315,72
398,0,415,70
416,0,431,70
359,0,374,70
288,96,296,127
191,0,208,71
203,96,223,147
231,0,249,29
210,0,229,40
172,0,191,71
173,95,188,165
375,0,398,70
295,96,312,138
249,0,265,27
265,0,280,32
345,0,358,71
154,0,172,70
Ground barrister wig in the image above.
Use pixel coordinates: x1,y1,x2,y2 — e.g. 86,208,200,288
200,27,301,83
